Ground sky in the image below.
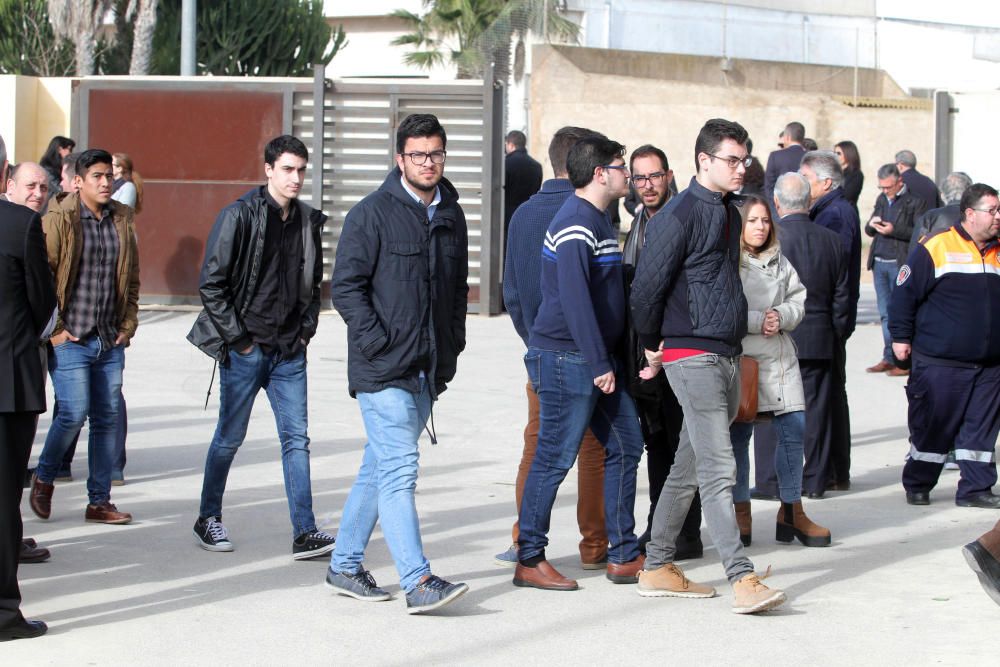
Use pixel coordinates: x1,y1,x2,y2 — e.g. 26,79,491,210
878,0,1000,29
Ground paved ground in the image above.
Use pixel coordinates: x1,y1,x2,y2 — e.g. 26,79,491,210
10,299,999,665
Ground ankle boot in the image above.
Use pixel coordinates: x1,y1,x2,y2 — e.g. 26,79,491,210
776,501,832,547
734,501,752,547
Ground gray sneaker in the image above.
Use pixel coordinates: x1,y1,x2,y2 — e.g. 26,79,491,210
325,567,391,602
405,575,469,614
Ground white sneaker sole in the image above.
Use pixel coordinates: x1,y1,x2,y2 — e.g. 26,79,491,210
732,590,787,614
324,579,391,602
406,583,469,614
493,557,517,568
637,587,716,599
193,531,234,552
292,541,336,561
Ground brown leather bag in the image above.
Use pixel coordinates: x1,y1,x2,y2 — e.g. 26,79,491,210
735,356,759,423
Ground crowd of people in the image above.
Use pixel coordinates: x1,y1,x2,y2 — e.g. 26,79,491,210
2,110,1000,640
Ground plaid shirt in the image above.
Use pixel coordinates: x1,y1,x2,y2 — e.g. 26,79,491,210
64,203,120,346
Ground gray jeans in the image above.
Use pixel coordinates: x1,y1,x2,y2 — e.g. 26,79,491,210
645,353,754,583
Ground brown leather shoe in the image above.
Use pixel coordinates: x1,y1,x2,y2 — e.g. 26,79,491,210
513,560,579,591
85,502,132,525
580,552,608,570
29,474,54,520
887,367,910,377
607,554,645,584
19,540,51,564
866,360,895,373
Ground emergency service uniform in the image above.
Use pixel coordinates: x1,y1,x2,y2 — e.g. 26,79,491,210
889,223,1000,501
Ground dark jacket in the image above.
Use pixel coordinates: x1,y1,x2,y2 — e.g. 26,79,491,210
865,189,926,269
909,203,960,254
810,187,861,335
890,224,1000,366
842,168,864,209
187,187,326,362
331,168,469,398
0,201,57,413
764,144,806,202
504,148,542,229
901,168,942,214
776,213,850,360
630,177,748,357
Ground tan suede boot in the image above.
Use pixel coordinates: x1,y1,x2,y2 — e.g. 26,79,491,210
776,501,831,547
734,501,752,547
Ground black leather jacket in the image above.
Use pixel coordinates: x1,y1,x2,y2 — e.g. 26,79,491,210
187,187,326,362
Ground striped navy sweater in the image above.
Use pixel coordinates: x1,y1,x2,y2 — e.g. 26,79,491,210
528,194,625,376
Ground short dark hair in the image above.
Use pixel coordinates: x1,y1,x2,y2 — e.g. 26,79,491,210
62,152,81,179
547,126,603,177
505,130,526,150
877,163,900,180
784,122,805,143
75,149,113,177
395,113,447,154
265,135,308,166
801,137,818,152
694,118,749,172
567,136,625,188
960,183,999,216
630,144,669,173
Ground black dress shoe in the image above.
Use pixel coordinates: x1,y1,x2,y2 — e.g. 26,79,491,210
826,480,851,491
0,618,47,641
750,489,779,501
674,534,704,561
963,540,1000,606
19,541,50,564
807,490,826,500
956,492,1000,509
906,491,931,506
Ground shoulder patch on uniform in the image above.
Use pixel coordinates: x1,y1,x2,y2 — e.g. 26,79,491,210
896,264,911,286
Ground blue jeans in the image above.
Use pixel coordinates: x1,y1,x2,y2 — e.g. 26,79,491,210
731,411,805,504
873,258,898,364
518,349,643,565
199,347,316,538
331,376,432,592
37,337,124,505
55,391,127,478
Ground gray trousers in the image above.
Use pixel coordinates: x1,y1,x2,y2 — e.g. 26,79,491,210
645,354,755,583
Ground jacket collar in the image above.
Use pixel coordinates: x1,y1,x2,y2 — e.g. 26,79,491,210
780,212,812,225
381,167,458,210
540,178,573,193
810,187,845,216
954,221,1000,252
241,185,327,227
686,176,734,206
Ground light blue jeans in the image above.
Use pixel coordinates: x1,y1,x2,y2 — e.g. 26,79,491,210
331,376,432,592
730,410,805,504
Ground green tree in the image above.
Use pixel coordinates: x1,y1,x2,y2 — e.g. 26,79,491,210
0,0,74,75
151,0,347,76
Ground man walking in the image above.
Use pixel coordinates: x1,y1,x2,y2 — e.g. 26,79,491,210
328,114,470,614
631,118,786,614
0,193,57,641
890,183,1000,508
188,135,334,559
30,150,138,525
513,135,644,592
495,126,608,570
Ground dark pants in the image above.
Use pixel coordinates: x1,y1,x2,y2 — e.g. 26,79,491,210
828,339,852,485
800,359,835,496
902,360,1000,501
0,413,35,629
633,378,701,541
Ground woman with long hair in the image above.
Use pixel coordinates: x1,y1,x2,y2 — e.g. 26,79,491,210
730,194,831,548
834,140,863,208
39,135,75,198
111,153,144,214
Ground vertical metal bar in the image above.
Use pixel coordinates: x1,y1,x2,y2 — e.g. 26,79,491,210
480,63,505,316
180,0,197,76
312,64,325,211
933,91,952,185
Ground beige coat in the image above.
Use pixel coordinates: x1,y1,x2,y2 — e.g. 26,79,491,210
739,243,806,415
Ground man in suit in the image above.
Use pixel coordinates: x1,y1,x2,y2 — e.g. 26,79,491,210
764,122,806,203
896,150,942,214
503,130,542,258
0,196,57,641
772,173,851,498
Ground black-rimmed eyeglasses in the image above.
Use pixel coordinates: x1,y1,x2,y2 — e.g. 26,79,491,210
708,154,753,169
401,151,447,165
630,172,667,188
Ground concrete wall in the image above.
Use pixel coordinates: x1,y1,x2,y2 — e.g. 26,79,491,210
0,75,72,164
529,45,935,221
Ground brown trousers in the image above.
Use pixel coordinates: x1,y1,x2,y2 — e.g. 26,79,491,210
979,519,1000,559
512,382,607,562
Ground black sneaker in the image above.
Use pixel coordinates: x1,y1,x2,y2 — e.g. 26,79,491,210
325,567,391,601
405,575,469,614
292,530,336,561
193,516,233,552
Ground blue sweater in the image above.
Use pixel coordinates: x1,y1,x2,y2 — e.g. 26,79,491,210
529,194,626,376
503,178,575,345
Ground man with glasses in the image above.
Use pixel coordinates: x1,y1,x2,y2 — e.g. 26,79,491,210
631,118,786,614
328,114,470,614
622,145,703,560
513,135,644,592
865,164,926,377
890,183,1000,509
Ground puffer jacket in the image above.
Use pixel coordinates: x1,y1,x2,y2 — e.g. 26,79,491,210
739,242,806,415
42,191,140,342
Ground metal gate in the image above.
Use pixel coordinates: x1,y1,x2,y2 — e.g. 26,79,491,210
293,67,505,314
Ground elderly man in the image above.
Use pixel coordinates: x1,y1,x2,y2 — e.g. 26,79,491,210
865,164,926,377
3,163,49,213
909,172,973,253
891,183,1000,508
895,150,942,214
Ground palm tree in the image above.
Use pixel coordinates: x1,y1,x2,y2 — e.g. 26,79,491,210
48,0,113,76
128,0,159,75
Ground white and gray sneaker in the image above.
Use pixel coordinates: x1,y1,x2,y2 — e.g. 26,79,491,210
326,567,391,601
194,516,233,552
